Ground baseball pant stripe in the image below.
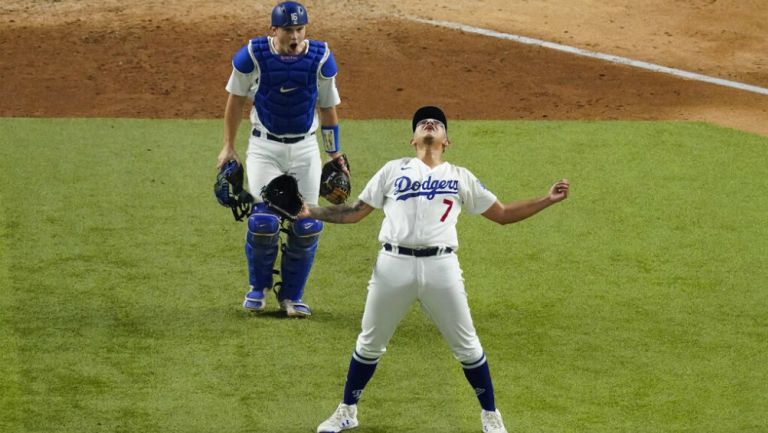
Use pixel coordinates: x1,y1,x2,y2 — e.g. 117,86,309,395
461,353,487,370
352,350,380,365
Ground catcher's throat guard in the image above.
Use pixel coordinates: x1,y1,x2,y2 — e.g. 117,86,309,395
214,160,255,221
261,174,304,222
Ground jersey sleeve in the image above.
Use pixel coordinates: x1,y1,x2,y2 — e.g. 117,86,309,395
358,162,393,209
317,47,340,108
459,168,498,214
317,75,341,108
320,49,338,78
232,44,255,73
226,43,259,96
226,69,254,96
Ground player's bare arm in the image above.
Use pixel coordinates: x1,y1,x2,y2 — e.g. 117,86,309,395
218,94,248,168
482,179,570,225
318,106,338,128
302,199,374,224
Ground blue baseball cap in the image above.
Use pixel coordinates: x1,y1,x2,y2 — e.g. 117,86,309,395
271,2,309,27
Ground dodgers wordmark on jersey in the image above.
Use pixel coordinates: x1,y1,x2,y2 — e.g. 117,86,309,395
359,157,497,250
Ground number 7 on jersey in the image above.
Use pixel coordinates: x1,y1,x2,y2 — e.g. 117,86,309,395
440,199,453,222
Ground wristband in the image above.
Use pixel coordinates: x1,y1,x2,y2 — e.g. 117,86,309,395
321,125,340,154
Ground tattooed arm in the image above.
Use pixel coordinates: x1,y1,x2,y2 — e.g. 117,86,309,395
298,199,375,224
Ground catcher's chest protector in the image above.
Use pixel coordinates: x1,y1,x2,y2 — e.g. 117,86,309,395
250,37,326,135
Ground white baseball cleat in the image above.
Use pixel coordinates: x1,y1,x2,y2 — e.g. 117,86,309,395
481,409,508,433
279,299,312,317
317,402,358,433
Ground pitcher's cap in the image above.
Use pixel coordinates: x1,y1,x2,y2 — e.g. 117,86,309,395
412,106,447,132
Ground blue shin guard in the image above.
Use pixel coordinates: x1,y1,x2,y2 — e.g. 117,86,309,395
245,203,281,293
278,218,323,302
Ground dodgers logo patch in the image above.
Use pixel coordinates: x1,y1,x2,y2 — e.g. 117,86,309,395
393,175,459,201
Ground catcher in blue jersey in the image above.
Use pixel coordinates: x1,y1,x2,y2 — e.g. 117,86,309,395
216,1,350,317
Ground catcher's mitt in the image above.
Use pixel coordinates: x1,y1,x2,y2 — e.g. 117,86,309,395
319,153,351,205
214,160,254,221
261,174,303,221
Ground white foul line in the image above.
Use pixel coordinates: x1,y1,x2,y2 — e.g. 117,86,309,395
413,18,768,96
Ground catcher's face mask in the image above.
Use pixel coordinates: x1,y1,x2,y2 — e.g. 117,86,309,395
214,160,254,221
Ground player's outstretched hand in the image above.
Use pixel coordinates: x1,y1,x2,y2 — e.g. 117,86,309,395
548,178,570,203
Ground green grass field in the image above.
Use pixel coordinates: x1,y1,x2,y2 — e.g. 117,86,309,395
1,118,766,433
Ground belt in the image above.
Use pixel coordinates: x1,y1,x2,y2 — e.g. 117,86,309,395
383,243,453,257
252,129,307,144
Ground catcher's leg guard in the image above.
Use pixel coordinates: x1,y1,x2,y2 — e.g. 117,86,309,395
278,218,323,309
244,204,280,311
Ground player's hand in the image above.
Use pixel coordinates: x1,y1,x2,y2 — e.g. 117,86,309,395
548,178,570,203
217,147,241,169
297,203,312,220
327,151,351,176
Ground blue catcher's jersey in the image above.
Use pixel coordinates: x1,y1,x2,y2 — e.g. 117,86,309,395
233,37,330,136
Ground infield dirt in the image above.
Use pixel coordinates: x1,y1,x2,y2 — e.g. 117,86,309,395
1,0,766,135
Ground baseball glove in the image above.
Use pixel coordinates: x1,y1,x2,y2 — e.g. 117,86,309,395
261,174,303,221
214,160,254,221
319,153,351,205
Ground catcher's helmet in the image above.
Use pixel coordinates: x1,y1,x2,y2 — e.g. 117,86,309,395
271,1,308,27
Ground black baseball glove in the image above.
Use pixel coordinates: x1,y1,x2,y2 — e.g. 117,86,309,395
320,153,351,205
214,160,254,221
261,174,303,221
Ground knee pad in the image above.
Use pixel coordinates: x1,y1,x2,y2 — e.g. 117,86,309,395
288,217,323,247
245,203,280,291
247,203,281,241
278,218,323,301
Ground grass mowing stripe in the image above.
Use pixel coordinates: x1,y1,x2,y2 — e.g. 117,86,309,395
0,118,766,433
0,168,24,431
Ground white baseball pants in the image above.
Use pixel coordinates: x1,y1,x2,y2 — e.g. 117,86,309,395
355,250,484,364
245,132,322,206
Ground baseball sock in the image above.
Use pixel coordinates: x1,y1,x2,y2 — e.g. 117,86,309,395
342,351,379,405
462,355,496,411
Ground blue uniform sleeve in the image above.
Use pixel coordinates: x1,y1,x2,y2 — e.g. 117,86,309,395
232,44,255,74
320,49,338,78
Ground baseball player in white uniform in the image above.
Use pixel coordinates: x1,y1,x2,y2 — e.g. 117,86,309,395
299,106,570,433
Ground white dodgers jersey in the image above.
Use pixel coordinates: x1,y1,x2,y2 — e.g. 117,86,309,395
358,157,497,250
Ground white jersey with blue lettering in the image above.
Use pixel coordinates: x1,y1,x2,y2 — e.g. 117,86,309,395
358,157,497,251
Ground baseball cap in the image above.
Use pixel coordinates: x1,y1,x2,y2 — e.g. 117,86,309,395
271,1,309,27
412,106,448,132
